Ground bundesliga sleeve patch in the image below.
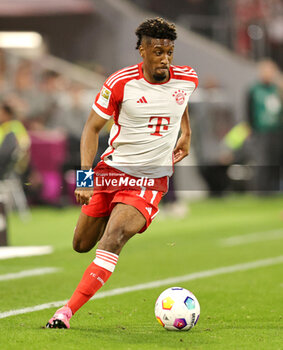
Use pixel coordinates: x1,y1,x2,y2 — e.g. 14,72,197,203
97,86,111,108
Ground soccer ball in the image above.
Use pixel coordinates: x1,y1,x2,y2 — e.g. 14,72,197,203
155,287,200,331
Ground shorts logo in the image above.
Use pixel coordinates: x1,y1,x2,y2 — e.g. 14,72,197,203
145,207,152,215
172,90,187,105
97,86,111,108
76,169,94,188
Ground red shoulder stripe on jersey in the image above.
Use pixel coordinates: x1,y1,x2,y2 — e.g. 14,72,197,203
107,68,138,85
172,68,197,77
172,67,198,87
105,65,138,86
105,64,138,81
172,66,197,74
172,66,191,71
172,65,194,70
174,71,197,77
173,73,198,80
107,68,139,86
174,73,198,78
173,74,198,88
109,72,140,89
108,69,139,86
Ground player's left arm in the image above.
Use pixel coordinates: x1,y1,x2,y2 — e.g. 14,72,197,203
173,105,191,164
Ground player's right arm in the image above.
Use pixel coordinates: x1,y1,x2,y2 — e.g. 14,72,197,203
75,109,108,205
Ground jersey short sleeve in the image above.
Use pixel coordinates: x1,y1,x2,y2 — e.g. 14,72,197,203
189,67,198,90
171,65,198,91
181,66,198,90
92,83,118,120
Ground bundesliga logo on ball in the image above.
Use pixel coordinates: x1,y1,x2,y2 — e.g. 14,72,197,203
76,169,94,188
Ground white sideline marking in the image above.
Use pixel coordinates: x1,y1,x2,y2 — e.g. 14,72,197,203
220,229,283,246
0,255,283,319
0,246,53,260
0,267,61,282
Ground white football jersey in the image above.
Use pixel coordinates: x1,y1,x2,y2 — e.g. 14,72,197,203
92,62,198,178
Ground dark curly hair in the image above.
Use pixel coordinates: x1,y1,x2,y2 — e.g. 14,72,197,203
135,17,177,49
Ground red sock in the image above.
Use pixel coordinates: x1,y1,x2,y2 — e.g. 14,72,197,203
67,249,119,314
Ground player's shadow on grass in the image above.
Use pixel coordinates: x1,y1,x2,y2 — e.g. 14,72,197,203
71,327,199,348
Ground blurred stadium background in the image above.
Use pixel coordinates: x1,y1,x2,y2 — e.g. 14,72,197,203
0,1,283,349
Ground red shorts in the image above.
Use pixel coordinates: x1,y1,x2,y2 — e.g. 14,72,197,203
81,162,168,233
82,188,163,233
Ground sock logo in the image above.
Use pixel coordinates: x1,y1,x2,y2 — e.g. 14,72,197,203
90,272,104,285
97,276,105,285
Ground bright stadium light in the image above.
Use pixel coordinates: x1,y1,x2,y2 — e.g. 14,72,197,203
0,32,43,48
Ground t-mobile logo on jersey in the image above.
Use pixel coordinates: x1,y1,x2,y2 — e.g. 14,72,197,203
148,116,170,136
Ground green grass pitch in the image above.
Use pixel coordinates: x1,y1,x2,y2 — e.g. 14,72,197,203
0,195,283,350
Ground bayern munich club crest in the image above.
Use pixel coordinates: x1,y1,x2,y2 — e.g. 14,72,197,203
172,90,187,105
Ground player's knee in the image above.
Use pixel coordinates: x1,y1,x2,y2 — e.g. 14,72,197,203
99,227,133,253
73,238,91,253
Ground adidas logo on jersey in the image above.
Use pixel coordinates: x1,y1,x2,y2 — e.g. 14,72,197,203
137,96,148,103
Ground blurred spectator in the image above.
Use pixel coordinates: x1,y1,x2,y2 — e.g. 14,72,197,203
27,129,67,206
266,0,283,70
234,0,283,65
134,0,281,63
234,0,269,58
133,0,224,40
0,49,9,94
48,81,89,169
191,77,234,196
246,59,283,192
39,70,66,127
7,60,39,121
0,103,30,180
0,49,109,206
160,176,189,219
133,0,221,21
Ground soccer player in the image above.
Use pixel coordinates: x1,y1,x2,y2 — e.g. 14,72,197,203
46,17,198,329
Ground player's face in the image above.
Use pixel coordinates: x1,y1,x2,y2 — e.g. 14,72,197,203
140,38,174,83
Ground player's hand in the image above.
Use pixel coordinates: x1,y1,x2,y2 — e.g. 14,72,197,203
74,188,94,205
173,135,190,164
